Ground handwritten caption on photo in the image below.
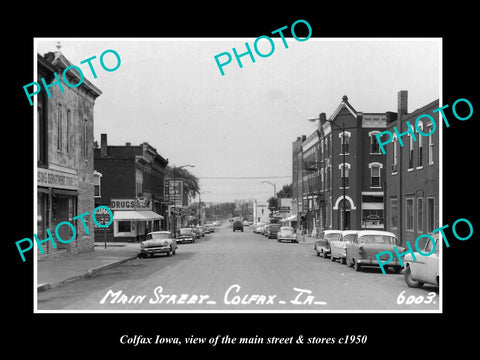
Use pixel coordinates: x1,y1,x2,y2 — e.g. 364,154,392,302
119,334,367,346
15,206,113,262
100,284,327,306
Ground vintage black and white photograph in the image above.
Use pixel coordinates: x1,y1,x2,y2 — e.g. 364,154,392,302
32,37,442,312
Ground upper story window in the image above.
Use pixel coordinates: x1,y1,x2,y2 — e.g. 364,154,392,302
408,133,414,169
428,124,434,165
339,131,351,155
339,163,351,188
416,120,423,168
392,135,398,173
369,131,381,154
369,162,383,188
57,104,63,152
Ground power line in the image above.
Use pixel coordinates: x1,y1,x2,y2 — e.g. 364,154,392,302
198,176,291,180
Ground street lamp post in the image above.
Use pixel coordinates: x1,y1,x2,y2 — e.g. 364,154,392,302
261,180,277,217
172,164,195,237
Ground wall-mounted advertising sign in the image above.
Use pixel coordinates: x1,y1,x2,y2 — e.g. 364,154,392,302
110,198,152,210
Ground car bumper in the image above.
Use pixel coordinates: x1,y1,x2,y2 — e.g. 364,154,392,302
279,237,297,241
357,258,402,266
140,246,170,254
177,238,194,243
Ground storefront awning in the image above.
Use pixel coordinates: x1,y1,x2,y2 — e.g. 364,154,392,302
113,210,163,221
284,214,297,221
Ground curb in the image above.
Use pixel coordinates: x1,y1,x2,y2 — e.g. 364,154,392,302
37,255,138,292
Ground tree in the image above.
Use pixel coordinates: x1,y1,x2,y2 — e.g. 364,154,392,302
277,184,292,198
165,166,200,201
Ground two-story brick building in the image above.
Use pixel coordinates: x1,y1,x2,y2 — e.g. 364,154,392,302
94,133,169,242
37,50,102,256
293,95,388,233
384,91,439,248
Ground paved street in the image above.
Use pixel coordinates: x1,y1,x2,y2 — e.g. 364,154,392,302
37,223,440,311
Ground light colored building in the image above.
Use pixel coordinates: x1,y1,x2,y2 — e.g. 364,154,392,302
253,200,269,224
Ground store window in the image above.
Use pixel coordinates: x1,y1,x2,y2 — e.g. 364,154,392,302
118,221,131,232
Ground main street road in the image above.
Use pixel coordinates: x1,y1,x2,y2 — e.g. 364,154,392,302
37,223,440,311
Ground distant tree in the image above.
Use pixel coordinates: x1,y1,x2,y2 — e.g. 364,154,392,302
277,184,292,198
267,196,278,210
165,166,200,201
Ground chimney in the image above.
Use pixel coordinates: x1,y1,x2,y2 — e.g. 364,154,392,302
101,133,108,157
125,142,131,147
398,90,408,119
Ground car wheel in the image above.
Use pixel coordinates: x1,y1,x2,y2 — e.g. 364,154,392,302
354,259,361,271
340,257,346,265
390,266,402,274
330,254,336,262
322,250,328,259
316,250,320,256
404,265,424,288
166,248,172,257
346,257,353,267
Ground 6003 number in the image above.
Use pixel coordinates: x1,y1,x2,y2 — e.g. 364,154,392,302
396,291,437,305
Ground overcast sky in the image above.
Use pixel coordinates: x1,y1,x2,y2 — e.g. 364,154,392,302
36,38,440,204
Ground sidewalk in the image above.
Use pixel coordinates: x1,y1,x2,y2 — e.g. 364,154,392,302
37,242,140,292
296,234,317,245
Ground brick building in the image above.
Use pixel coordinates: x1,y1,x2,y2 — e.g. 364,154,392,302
384,91,439,248
293,95,389,233
94,134,169,242
37,50,102,256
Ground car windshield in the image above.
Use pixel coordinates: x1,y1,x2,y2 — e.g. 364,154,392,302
325,233,341,241
146,233,170,240
178,229,193,235
359,234,397,245
280,227,294,234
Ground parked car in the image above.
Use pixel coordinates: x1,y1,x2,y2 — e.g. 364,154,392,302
233,220,244,232
404,236,439,288
314,230,343,258
265,223,281,239
330,230,359,264
277,226,297,243
191,227,202,239
139,231,177,258
256,224,266,235
205,224,215,233
196,225,205,237
346,230,403,272
176,228,196,243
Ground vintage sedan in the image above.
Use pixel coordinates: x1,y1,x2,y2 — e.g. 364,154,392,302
139,231,177,258
191,227,202,239
256,224,266,235
176,228,196,243
277,226,298,243
346,230,403,273
314,230,343,258
330,230,359,264
265,223,281,239
404,236,439,288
